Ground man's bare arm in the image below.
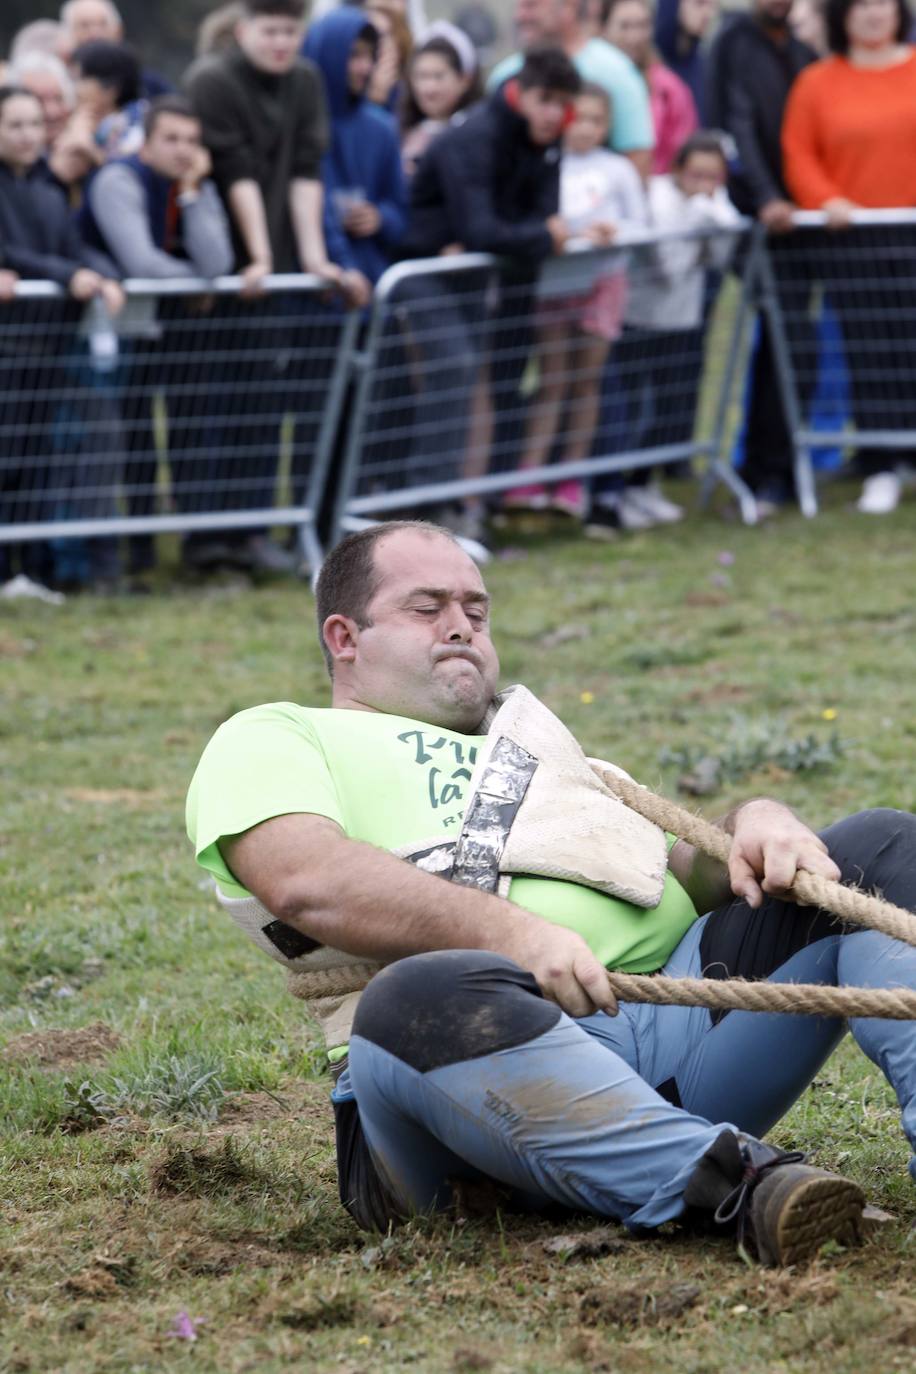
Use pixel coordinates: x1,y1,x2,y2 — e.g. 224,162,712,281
222,813,618,1019
668,798,841,914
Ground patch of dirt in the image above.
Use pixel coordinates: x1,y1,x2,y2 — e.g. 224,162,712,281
1,1023,121,1069
540,1227,628,1261
208,1080,332,1140
62,1253,136,1301
884,1297,916,1347
754,1270,839,1315
0,634,37,658
277,1294,360,1332
683,591,730,608
179,1238,283,1278
580,1281,701,1328
453,1348,494,1371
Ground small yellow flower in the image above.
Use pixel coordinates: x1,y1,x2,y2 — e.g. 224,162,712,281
821,708,838,721
580,691,595,705
356,1336,371,1347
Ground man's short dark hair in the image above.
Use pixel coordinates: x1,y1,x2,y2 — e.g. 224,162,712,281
825,0,910,51
71,39,140,107
517,44,581,96
143,93,199,139
240,0,306,18
314,520,460,676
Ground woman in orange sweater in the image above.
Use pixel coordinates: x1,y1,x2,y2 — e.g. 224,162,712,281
782,0,916,514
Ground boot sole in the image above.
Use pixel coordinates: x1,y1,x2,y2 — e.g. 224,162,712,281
768,1176,865,1267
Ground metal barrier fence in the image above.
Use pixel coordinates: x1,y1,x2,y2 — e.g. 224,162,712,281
332,223,757,544
19,220,890,573
0,274,358,576
749,210,916,518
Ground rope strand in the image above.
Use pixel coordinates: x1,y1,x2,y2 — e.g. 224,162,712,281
287,776,916,1019
599,771,916,952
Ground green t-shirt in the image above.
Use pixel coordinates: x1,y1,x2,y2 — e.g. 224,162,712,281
186,703,698,973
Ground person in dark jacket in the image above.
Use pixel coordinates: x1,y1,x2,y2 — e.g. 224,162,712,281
654,0,717,120
393,45,580,540
0,84,123,588
403,43,579,261
707,0,816,508
302,8,407,285
185,0,370,573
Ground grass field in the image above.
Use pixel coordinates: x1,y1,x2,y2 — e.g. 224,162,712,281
4,484,916,1374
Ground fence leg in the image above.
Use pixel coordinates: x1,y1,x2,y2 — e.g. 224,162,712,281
699,243,760,526
754,231,818,518
300,307,362,571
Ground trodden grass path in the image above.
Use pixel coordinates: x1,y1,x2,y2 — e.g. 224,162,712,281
3,482,916,1373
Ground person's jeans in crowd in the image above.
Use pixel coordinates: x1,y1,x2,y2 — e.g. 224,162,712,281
0,298,81,585
742,231,819,502
388,272,485,492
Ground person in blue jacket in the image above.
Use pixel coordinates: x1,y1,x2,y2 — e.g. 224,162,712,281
303,7,407,285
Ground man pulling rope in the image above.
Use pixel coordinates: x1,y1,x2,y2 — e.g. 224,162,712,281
187,520,916,1266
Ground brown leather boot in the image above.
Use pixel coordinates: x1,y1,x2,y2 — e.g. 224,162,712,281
747,1161,865,1267
684,1130,866,1267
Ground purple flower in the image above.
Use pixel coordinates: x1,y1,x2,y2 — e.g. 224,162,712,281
717,551,735,566
167,1312,203,1341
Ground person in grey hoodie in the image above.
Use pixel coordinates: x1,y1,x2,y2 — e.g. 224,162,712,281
81,94,234,578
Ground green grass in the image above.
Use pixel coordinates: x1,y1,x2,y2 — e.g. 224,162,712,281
3,483,916,1372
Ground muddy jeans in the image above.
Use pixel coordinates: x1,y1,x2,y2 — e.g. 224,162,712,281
335,809,916,1232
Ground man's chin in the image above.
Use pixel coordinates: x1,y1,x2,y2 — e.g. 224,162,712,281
430,676,492,731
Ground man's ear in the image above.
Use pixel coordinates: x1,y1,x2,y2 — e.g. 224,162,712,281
322,614,360,666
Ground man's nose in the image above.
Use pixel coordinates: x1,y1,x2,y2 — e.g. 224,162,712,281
444,607,473,642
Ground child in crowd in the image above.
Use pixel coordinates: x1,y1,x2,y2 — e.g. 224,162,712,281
304,8,407,285
509,82,646,517
586,131,740,535
400,23,481,180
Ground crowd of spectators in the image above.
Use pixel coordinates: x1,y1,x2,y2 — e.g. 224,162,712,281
0,0,913,592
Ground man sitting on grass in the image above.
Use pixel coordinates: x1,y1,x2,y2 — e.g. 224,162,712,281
187,520,916,1265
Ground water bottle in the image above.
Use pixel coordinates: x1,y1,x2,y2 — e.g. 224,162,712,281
87,297,119,374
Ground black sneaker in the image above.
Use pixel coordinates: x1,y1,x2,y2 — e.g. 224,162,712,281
583,506,620,541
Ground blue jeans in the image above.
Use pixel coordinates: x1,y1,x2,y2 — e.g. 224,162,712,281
338,809,916,1230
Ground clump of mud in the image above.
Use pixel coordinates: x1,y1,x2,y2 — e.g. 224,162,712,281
2,1023,120,1069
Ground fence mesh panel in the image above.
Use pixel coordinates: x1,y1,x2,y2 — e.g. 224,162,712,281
334,228,751,537
758,220,916,471
0,278,353,559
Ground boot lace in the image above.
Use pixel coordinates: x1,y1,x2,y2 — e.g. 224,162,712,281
714,1149,807,1263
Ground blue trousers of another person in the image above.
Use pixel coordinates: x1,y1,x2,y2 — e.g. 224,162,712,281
339,809,916,1231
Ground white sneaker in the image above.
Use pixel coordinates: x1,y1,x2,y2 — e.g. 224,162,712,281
612,488,660,531
628,484,685,524
0,573,65,605
857,472,902,515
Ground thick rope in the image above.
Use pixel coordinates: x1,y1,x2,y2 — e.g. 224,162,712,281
288,963,916,1019
287,776,916,1020
598,771,916,951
